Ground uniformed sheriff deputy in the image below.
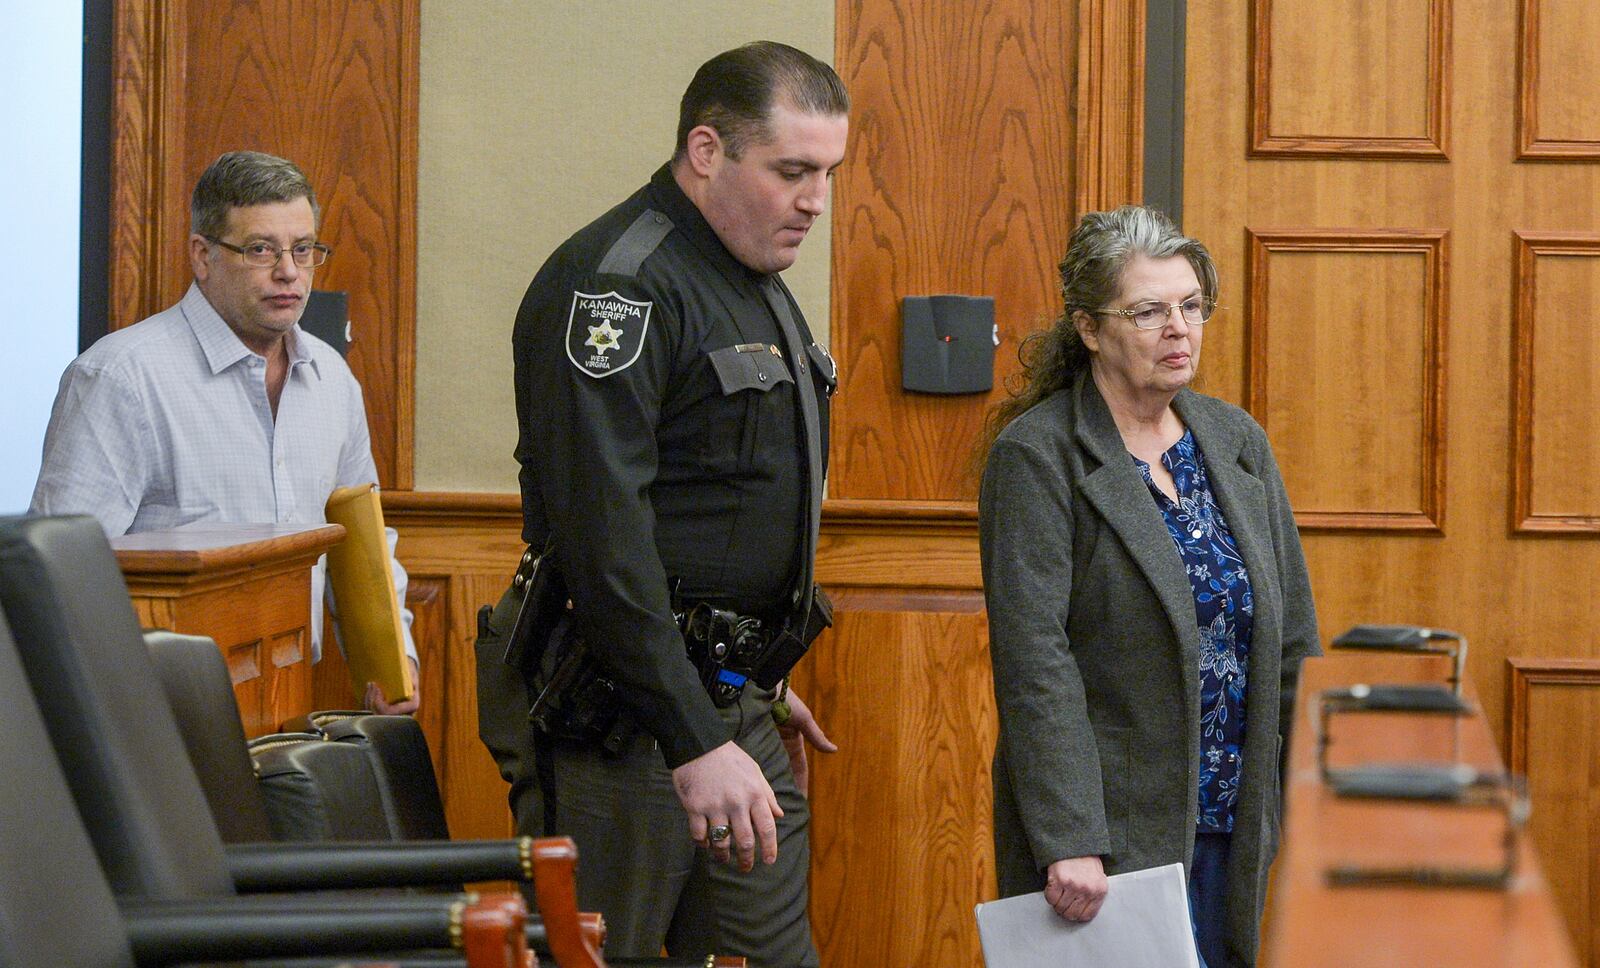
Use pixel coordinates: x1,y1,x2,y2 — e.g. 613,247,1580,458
476,42,849,964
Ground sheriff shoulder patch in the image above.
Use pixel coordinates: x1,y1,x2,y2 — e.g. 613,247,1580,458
565,291,652,378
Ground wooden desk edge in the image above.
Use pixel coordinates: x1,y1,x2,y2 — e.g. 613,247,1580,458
113,524,346,574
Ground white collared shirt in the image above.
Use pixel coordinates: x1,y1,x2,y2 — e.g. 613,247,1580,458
31,283,414,662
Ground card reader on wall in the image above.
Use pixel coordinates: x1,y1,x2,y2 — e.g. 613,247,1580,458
300,289,351,356
901,295,996,394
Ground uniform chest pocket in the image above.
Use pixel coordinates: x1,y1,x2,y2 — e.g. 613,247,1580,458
705,344,794,472
708,343,793,394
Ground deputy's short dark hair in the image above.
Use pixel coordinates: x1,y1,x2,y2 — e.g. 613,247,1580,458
673,41,849,161
190,151,319,238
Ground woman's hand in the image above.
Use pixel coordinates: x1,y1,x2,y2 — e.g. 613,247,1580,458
1044,855,1108,922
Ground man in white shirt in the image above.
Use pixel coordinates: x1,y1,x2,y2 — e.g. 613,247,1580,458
32,150,418,714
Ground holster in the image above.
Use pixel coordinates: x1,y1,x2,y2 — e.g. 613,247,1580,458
500,542,635,755
754,583,834,689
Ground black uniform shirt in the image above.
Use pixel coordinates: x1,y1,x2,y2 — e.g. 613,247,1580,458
512,164,835,768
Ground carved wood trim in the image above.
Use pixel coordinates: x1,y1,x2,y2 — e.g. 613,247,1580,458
1516,0,1600,160
1246,228,1449,533
110,0,186,329
1249,0,1452,158
1075,0,1146,211
382,491,983,538
1510,233,1600,532
392,0,421,489
1506,657,1600,774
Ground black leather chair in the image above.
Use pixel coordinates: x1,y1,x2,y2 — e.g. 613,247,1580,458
286,708,453,841
3,515,730,968
0,515,532,897
144,629,401,845
0,593,524,968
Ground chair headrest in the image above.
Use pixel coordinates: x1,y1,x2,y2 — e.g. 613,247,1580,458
0,514,232,899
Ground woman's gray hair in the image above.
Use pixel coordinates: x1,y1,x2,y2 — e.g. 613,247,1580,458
190,151,319,239
979,205,1218,458
1060,205,1217,320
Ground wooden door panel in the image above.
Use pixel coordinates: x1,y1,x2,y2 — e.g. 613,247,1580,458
1520,0,1600,155
1191,0,1600,960
1247,231,1447,530
1514,237,1600,528
1253,0,1449,156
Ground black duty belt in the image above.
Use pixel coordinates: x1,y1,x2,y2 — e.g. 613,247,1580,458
676,601,779,708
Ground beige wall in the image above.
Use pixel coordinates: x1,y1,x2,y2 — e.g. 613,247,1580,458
416,2,837,491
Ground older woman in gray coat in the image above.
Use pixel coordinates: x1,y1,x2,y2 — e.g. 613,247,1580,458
978,206,1319,968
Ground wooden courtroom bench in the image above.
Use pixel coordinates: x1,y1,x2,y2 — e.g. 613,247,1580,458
1264,651,1578,966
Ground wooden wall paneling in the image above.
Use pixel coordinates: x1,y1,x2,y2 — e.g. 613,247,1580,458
440,571,518,842
382,493,527,842
129,565,313,739
1250,0,1451,158
1510,233,1600,532
829,0,1081,503
796,596,994,967
1075,0,1146,213
406,579,448,768
1517,0,1600,160
1245,229,1448,532
803,507,991,964
1191,0,1600,955
109,0,418,488
109,1,187,330
1507,658,1600,966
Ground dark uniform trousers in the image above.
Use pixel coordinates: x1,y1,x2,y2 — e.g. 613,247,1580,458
475,583,819,968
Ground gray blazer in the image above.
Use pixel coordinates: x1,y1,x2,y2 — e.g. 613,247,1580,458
979,371,1320,968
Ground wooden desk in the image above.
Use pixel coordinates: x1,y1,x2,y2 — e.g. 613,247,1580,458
1265,653,1578,967
113,524,345,738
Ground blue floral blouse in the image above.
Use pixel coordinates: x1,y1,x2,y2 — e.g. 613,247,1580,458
1132,429,1255,833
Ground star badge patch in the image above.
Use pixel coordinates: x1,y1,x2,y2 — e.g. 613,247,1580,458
565,291,651,378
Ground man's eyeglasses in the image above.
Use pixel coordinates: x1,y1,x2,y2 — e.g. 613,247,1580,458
204,236,332,268
1095,295,1216,330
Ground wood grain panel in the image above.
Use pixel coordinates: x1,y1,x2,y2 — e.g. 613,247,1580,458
1507,658,1600,967
794,605,995,967
130,565,315,738
829,0,1079,502
1246,230,1448,532
1075,0,1146,213
1517,0,1600,159
1251,0,1450,157
1511,234,1600,532
1190,0,1600,955
110,0,418,488
109,1,187,330
407,579,447,780
441,572,518,842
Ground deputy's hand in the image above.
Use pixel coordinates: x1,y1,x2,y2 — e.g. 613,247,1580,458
1045,855,1108,922
672,740,782,873
365,657,421,715
776,688,836,797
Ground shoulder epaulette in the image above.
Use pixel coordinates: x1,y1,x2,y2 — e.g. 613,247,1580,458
597,209,674,277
